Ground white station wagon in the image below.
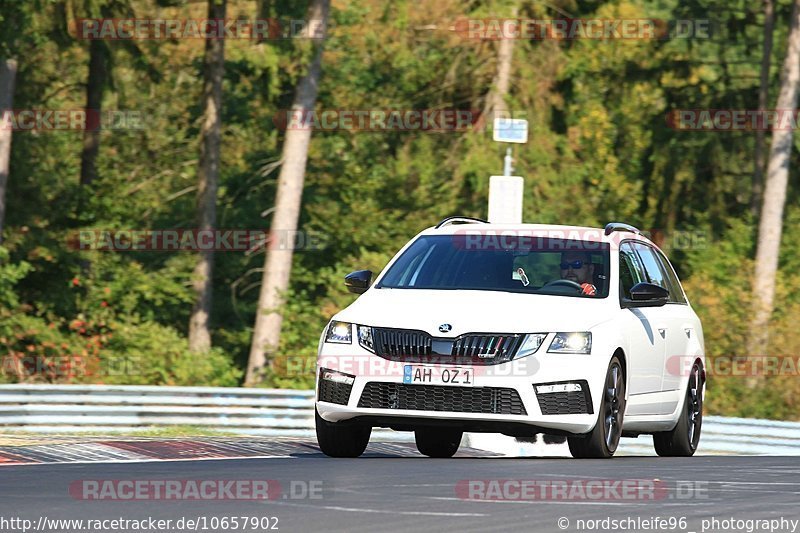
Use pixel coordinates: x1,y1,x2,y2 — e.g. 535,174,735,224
315,217,705,458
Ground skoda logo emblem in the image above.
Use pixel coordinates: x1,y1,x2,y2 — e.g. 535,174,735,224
438,323,452,333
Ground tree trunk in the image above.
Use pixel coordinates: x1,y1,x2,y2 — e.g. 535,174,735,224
752,0,775,216
246,0,330,385
482,7,517,121
188,0,226,353
0,58,17,244
80,39,108,186
748,0,800,357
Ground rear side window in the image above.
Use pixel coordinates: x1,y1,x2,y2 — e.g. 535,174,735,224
619,243,646,299
655,249,688,304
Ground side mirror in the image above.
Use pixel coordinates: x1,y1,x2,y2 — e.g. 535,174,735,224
344,270,373,294
625,282,669,308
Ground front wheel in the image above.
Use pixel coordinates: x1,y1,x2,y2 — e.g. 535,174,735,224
414,427,462,458
568,356,626,458
653,362,703,457
315,408,371,458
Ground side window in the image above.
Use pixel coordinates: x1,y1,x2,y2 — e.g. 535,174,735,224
655,250,688,304
619,243,646,299
633,244,668,290
634,243,687,304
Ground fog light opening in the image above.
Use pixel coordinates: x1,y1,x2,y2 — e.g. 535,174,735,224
536,382,582,394
321,369,355,385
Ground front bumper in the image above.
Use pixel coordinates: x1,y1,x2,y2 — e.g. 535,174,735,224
315,343,611,435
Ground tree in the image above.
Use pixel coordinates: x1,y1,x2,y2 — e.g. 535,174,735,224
752,0,775,216
749,0,800,354
79,38,109,186
52,0,159,186
481,5,517,121
0,0,32,243
246,0,330,385
0,58,16,243
188,0,227,352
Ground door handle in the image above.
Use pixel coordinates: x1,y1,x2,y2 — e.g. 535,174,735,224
658,328,666,338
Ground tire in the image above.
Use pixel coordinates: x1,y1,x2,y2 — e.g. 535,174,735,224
568,355,626,459
414,427,463,458
653,362,703,457
315,408,371,458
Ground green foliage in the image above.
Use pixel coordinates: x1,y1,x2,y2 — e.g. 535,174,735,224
681,208,800,419
2,0,800,420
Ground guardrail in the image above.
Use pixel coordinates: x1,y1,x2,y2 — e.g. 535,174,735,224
468,416,800,456
1,384,798,455
0,384,321,438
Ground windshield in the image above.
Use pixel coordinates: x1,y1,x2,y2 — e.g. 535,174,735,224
376,235,610,298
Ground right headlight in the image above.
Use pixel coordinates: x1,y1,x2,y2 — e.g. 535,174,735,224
357,325,375,353
548,332,592,354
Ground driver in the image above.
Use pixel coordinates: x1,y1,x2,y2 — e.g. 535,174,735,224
560,251,597,296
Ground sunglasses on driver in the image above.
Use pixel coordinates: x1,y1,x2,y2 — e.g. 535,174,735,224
560,260,590,270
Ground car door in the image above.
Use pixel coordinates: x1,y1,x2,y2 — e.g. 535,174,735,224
632,243,692,414
619,242,667,414
641,246,696,395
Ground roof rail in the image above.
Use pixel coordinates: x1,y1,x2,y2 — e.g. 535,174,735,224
604,222,642,236
435,216,489,229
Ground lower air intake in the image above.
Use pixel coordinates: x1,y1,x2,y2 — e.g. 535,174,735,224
358,382,526,415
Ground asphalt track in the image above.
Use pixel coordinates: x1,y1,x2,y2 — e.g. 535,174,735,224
2,441,799,533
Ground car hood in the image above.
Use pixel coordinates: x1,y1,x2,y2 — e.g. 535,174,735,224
334,288,613,336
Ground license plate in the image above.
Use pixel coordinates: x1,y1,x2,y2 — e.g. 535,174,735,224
403,365,474,387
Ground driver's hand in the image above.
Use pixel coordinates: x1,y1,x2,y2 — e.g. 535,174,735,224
580,283,597,296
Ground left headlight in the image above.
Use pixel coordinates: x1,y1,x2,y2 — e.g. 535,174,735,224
548,332,592,354
325,321,353,344
516,333,548,358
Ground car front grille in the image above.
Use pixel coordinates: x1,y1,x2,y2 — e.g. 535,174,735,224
318,376,353,406
357,382,527,415
373,328,432,356
451,334,525,359
535,381,592,415
372,327,524,365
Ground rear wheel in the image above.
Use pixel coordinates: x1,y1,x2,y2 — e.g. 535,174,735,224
654,362,703,457
568,356,626,459
414,427,463,458
315,408,371,458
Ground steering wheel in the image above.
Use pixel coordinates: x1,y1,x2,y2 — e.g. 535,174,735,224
542,279,583,292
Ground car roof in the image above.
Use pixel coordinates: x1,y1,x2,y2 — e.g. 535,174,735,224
419,222,657,248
